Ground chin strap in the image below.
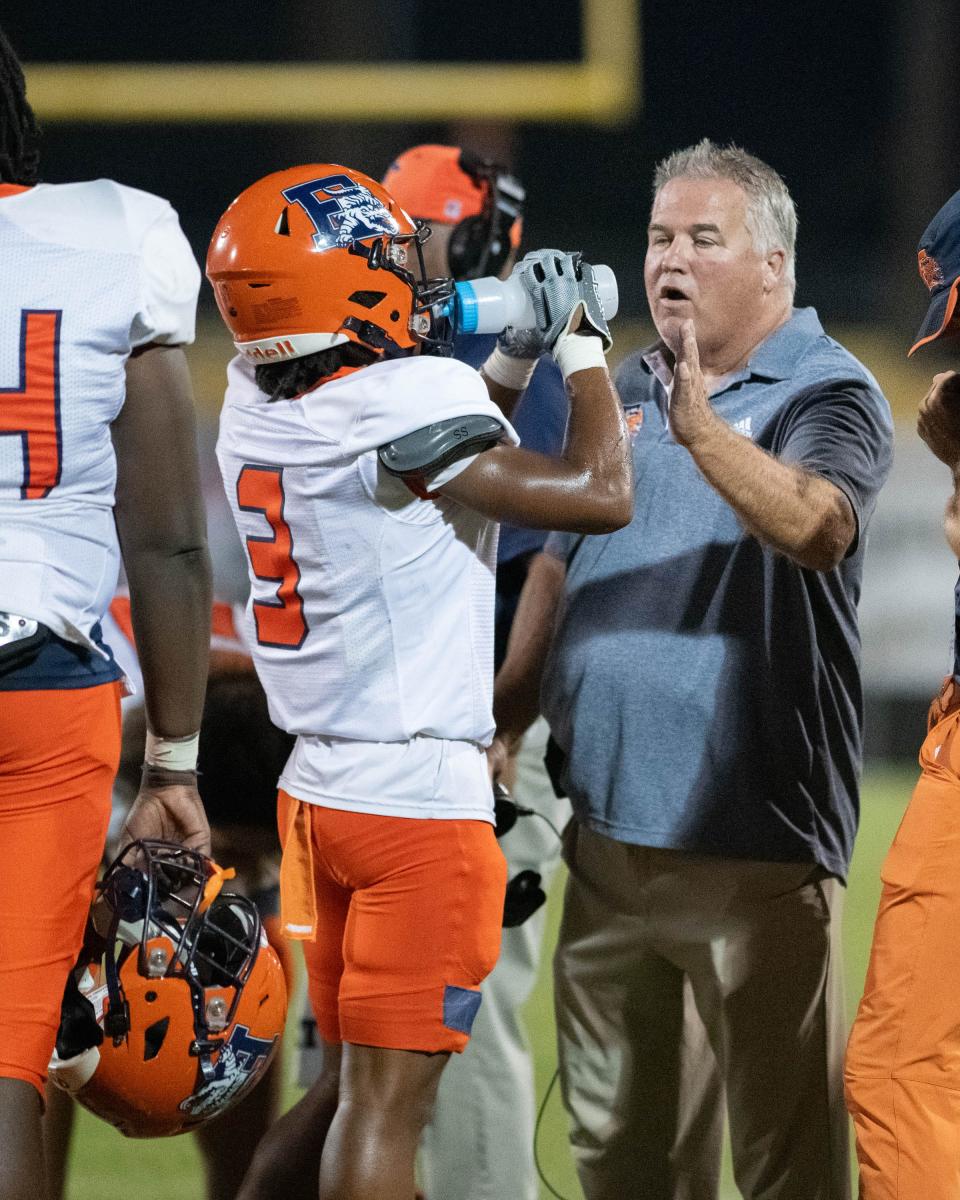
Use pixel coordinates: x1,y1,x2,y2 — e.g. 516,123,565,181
199,865,237,915
56,962,104,1059
95,861,151,1045
340,316,410,359
101,903,131,1045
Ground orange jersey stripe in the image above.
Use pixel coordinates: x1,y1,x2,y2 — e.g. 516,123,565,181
0,310,62,499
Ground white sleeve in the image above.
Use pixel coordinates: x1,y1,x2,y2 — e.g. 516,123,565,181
340,356,520,456
129,203,201,349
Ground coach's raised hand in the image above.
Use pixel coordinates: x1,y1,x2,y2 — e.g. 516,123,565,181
669,319,720,448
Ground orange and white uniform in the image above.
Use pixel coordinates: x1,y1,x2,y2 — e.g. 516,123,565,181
217,352,515,1052
0,181,198,653
0,179,199,1096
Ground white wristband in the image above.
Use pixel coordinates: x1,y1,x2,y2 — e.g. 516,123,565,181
553,332,607,380
481,345,539,392
145,731,200,772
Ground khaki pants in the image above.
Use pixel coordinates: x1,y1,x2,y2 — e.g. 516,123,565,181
555,822,849,1200
845,680,960,1199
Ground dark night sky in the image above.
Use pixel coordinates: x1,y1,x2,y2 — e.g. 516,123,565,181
5,2,938,320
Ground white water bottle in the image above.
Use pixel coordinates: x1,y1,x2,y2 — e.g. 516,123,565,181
450,264,618,335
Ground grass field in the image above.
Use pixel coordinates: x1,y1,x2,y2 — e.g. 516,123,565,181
64,765,916,1200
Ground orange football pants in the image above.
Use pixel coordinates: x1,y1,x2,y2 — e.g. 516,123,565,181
278,790,506,1054
0,683,121,1096
846,678,960,1198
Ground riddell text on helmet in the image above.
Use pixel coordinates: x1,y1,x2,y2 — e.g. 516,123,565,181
243,339,298,361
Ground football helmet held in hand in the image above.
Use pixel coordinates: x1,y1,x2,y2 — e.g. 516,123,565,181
49,840,287,1138
206,163,455,365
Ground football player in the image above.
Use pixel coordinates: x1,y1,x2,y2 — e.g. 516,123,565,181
205,164,632,1200
0,28,211,1200
294,144,572,1200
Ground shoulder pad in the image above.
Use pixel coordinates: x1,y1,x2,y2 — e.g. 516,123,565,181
378,414,506,478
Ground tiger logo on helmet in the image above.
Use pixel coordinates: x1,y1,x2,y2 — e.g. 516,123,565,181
48,840,287,1138
281,172,401,250
206,163,455,368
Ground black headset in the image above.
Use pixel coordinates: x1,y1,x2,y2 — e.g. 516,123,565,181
447,150,526,281
494,782,562,928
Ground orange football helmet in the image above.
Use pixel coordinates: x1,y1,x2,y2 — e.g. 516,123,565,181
206,163,455,367
49,840,287,1138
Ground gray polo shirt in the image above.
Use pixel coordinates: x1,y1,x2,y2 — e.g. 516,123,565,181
542,308,893,878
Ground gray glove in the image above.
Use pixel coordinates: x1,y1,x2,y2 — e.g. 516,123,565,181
496,325,547,361
574,260,613,353
499,252,612,360
512,249,580,352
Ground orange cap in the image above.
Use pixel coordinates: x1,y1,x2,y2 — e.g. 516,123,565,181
382,145,486,225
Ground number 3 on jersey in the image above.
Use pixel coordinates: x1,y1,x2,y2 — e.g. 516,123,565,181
1,310,63,499
237,464,308,649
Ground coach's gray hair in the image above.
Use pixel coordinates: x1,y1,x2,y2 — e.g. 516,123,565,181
653,139,797,298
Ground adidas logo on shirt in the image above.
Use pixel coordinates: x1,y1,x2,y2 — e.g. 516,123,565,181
730,416,753,438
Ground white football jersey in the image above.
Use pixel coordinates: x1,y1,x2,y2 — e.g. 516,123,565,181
0,180,200,653
217,353,520,819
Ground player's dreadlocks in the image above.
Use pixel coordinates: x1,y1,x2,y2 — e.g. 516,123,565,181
255,342,378,401
0,27,40,185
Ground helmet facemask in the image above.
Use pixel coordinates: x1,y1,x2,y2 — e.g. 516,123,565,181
347,220,455,359
95,842,259,1078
